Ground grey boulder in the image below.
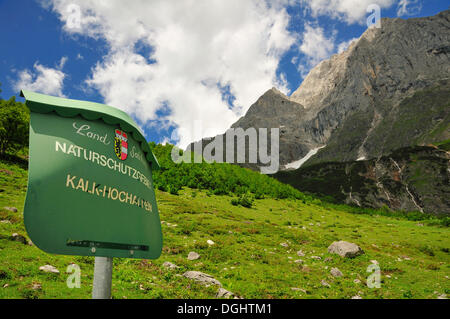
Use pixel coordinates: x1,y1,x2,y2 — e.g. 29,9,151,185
183,271,221,287
216,287,234,299
162,262,180,269
327,241,364,258
187,252,200,261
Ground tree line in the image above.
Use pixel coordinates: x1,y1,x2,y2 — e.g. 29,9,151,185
0,84,29,156
150,142,312,203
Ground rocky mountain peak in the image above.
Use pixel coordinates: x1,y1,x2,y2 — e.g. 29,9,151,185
190,10,450,173
267,86,287,97
231,85,303,128
289,31,362,111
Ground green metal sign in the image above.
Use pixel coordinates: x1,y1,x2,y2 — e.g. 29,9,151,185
20,90,162,259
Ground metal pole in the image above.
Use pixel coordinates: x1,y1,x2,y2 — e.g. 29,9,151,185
92,256,113,299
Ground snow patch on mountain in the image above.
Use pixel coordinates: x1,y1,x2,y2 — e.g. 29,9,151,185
284,146,326,170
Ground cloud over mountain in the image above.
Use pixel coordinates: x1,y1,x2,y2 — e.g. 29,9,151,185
43,0,296,148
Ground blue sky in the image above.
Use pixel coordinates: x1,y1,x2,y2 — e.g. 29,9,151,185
0,0,448,147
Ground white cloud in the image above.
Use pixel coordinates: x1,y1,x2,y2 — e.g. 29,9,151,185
296,25,360,78
397,0,422,17
43,0,296,148
297,24,336,76
302,0,396,24
337,37,359,53
13,57,67,97
58,56,68,69
300,24,335,65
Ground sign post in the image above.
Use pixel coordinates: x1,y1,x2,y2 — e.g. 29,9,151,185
20,90,163,299
92,257,113,299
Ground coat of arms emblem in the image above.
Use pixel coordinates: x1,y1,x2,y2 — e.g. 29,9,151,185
114,129,128,160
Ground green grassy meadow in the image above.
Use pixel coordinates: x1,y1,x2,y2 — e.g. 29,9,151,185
0,157,449,299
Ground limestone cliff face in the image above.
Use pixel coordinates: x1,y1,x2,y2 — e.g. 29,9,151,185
300,11,450,165
290,39,355,113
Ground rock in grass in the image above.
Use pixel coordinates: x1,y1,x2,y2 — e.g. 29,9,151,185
327,241,364,258
297,250,305,257
207,240,215,246
216,287,234,298
32,283,42,290
352,295,363,299
280,242,289,247
3,207,18,213
301,266,311,272
330,267,343,277
187,252,200,261
39,265,59,274
294,259,304,264
291,287,307,293
11,233,27,245
183,271,221,287
321,280,331,288
162,262,180,269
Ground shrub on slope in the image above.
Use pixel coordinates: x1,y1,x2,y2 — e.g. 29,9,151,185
150,143,310,201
